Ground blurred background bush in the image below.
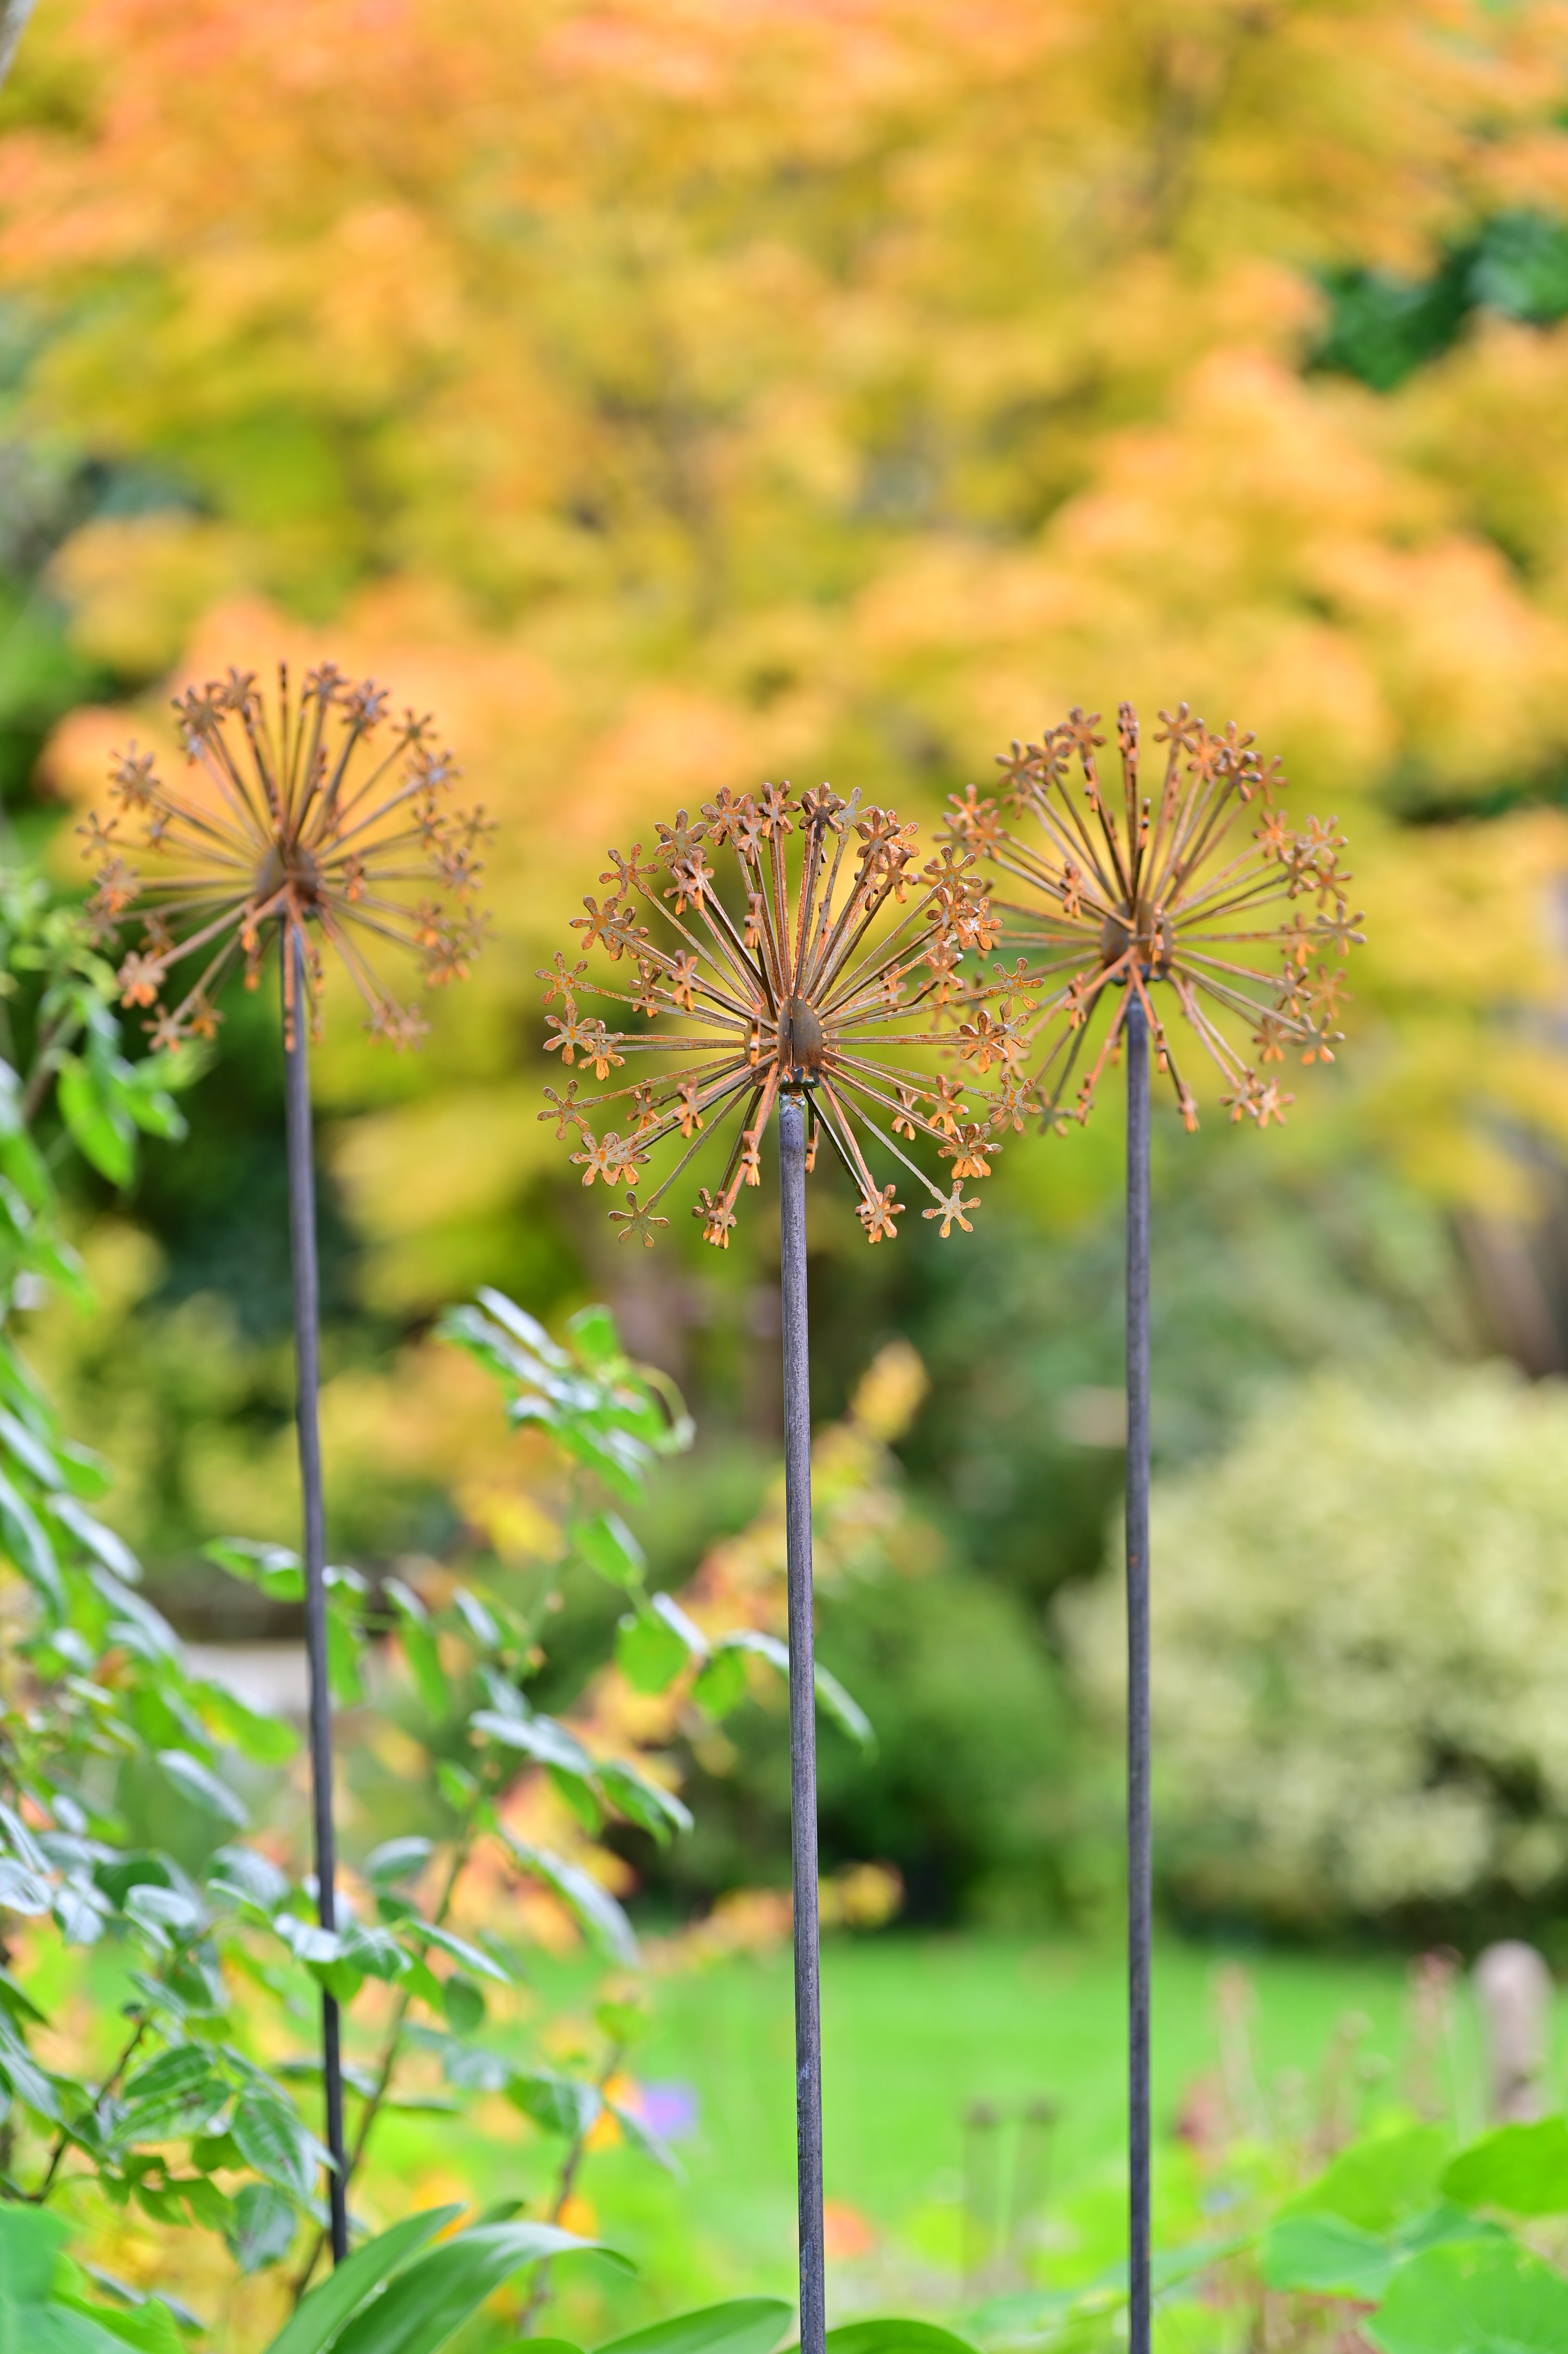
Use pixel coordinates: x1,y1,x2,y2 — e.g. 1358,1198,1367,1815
6,0,1568,1942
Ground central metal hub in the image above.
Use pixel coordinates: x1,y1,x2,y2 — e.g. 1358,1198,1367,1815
777,993,826,1083
1100,899,1173,978
255,842,321,906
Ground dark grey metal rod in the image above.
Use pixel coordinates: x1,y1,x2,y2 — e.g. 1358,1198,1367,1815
1125,997,1152,2354
281,934,349,2267
778,1092,825,2354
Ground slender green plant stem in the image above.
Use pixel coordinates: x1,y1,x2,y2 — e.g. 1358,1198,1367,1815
517,2043,626,2339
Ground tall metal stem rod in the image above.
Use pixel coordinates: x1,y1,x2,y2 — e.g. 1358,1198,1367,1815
1125,997,1152,2354
778,1093,826,2354
282,937,349,2267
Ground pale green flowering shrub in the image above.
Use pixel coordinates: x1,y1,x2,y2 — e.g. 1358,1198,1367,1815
1061,1359,1568,1923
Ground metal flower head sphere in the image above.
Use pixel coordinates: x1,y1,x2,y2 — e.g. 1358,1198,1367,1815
947,702,1363,1135
81,662,488,1048
542,782,1002,1247
76,659,486,2278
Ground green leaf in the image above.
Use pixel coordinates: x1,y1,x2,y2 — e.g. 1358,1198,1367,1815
417,1923,509,1985
441,1976,485,2036
596,1759,692,1843
265,2207,465,2354
397,1618,448,1721
1368,2239,1568,2354
607,2100,684,2181
225,2182,297,2274
58,2288,188,2354
1442,2117,1568,2216
616,1608,689,1696
825,2327,979,2354
564,1303,624,1371
0,2205,127,2354
469,1710,594,1776
329,2222,627,2354
207,1846,290,1914
118,2045,230,2142
196,1682,298,1767
0,1464,62,1605
597,2302,792,2354
506,2069,601,2138
156,1750,247,1827
58,1053,135,1186
364,1839,433,1888
570,1512,646,1588
204,1539,304,1603
691,1649,747,1720
812,1660,873,1749
1286,2127,1451,2233
232,2084,326,2203
505,1838,638,1965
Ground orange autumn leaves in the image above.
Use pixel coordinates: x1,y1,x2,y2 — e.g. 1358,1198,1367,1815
6,0,1568,1250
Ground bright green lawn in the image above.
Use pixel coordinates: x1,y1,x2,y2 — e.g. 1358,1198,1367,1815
397,1933,1514,2339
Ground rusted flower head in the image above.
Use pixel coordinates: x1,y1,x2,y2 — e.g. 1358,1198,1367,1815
542,784,1000,1248
81,663,489,1050
948,703,1364,1132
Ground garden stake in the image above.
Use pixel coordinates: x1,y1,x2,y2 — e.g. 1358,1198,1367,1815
545,783,1000,2340
779,1090,825,2354
85,663,486,2264
949,702,1364,2354
282,932,348,2266
1124,992,1151,2353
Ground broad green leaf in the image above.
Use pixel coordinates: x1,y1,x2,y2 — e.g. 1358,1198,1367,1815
329,2222,627,2354
364,1838,433,1888
813,1661,873,1748
1264,2213,1413,2303
691,1649,747,1720
57,1053,135,1186
117,2045,229,2142
195,1682,298,1766
208,1846,290,1913
565,1303,623,1371
0,1464,62,1604
596,1759,692,1843
398,1618,448,1720
0,2206,126,2354
826,2326,980,2354
204,1539,304,1602
1368,2239,1568,2354
506,2069,601,2138
616,1609,689,1696
597,2301,791,2354
226,2182,297,2274
506,1838,638,1965
57,2290,187,2354
1442,2116,1568,2217
265,2207,464,2354
1286,2127,1451,2233
0,1855,53,1914
441,1975,485,2035
473,1288,569,1368
232,2084,325,2203
48,1495,139,1583
417,1923,509,1984
469,1710,594,1776
570,1511,646,1588
607,2100,684,2181
0,2009,61,2117
156,1750,247,1827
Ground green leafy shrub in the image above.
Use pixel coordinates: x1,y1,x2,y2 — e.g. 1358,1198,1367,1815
1062,1359,1568,1926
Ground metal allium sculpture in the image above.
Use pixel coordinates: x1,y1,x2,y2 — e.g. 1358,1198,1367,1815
83,663,487,2267
544,783,996,2354
950,703,1363,2354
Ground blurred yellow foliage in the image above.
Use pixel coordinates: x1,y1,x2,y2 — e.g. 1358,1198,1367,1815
4,0,1568,1253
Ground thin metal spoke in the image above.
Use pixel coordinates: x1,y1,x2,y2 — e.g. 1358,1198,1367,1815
282,933,349,2268
779,1093,825,2354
